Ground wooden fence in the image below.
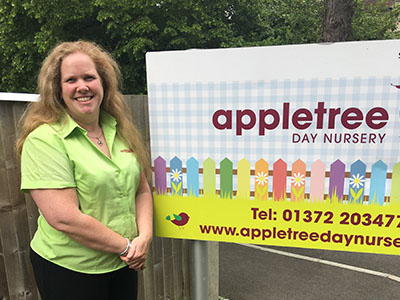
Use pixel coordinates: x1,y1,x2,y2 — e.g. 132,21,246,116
0,95,218,300
154,156,398,205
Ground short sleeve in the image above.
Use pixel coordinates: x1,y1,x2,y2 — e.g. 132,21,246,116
21,126,76,192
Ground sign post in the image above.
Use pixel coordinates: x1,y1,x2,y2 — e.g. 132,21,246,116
191,240,208,300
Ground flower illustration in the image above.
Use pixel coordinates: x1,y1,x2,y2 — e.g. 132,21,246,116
349,174,365,189
170,169,182,183
255,171,268,186
291,172,305,187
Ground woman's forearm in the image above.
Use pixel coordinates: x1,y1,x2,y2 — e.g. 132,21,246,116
30,188,128,255
58,212,129,254
135,173,153,241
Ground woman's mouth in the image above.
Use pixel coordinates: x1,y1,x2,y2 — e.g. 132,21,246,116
75,96,92,102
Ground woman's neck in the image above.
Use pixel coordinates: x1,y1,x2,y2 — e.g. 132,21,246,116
78,120,102,135
68,112,101,134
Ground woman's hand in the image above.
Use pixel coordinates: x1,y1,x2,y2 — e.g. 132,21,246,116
120,235,152,271
121,172,153,271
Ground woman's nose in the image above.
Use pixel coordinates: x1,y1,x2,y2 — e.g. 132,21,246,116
77,82,89,93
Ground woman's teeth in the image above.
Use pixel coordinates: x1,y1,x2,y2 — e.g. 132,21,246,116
76,97,91,102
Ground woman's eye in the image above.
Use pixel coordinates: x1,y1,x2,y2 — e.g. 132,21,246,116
65,78,75,83
85,76,95,81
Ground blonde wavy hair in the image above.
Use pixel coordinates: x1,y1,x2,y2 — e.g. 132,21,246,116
16,40,150,176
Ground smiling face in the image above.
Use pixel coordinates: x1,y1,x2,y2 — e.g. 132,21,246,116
60,52,104,124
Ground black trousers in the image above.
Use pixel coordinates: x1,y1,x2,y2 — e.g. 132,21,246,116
30,248,138,300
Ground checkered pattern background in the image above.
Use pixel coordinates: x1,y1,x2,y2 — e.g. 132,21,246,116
149,77,400,171
149,77,400,196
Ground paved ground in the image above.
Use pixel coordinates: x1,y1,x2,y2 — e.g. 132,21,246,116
219,243,400,300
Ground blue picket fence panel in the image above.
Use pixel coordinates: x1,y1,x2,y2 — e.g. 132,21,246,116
349,159,366,203
170,156,183,195
187,157,199,197
369,160,387,205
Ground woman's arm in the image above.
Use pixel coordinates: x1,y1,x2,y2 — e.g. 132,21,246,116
30,188,128,254
120,172,153,270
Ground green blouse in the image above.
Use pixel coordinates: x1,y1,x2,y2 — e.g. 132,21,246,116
21,111,140,274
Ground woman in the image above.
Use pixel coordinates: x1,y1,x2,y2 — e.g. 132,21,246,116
16,41,153,300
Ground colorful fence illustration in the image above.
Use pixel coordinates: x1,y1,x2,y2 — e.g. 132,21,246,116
154,156,400,205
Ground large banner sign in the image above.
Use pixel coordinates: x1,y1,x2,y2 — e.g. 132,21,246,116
146,40,400,255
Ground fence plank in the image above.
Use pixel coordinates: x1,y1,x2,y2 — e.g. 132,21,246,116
237,158,250,199
203,158,216,196
124,95,150,150
23,194,39,240
273,159,287,201
170,157,183,195
0,104,10,289
187,157,199,197
349,159,366,203
162,239,175,299
310,160,325,202
152,236,165,300
369,160,387,205
291,159,306,202
172,239,184,300
220,158,233,199
140,243,155,300
0,254,10,299
254,159,268,200
207,241,219,300
329,159,345,201
390,162,400,204
182,239,192,299
154,156,167,195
